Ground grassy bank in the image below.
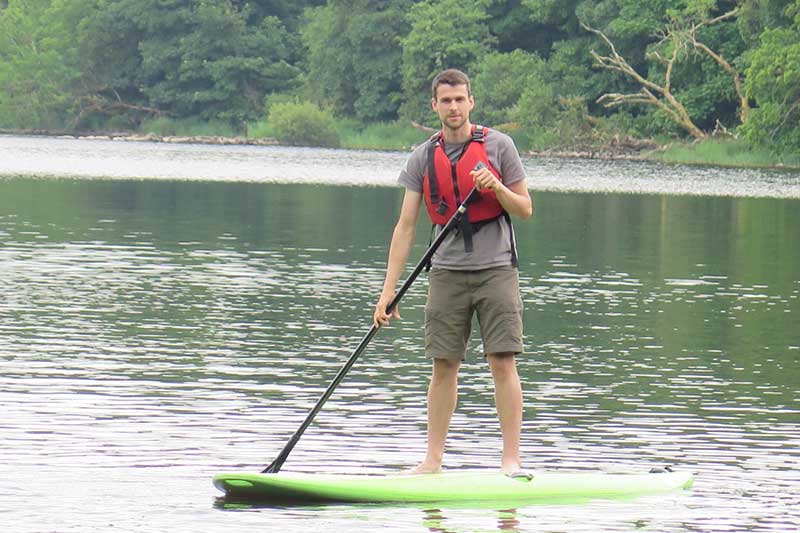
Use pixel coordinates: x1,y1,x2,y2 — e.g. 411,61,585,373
137,117,429,152
335,120,429,151
647,138,800,169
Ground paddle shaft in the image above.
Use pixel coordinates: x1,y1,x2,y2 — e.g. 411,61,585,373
263,186,480,473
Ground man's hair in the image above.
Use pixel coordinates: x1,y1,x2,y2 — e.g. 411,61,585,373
431,69,472,99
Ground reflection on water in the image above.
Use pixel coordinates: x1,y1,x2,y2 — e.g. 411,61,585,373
0,140,799,532
422,508,521,533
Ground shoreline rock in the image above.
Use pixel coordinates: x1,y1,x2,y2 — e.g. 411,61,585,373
1,128,279,146
527,135,660,161
526,148,646,161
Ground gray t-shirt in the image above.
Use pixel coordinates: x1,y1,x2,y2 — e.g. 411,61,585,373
398,128,527,270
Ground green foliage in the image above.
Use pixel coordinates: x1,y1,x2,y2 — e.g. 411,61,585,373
268,100,340,147
139,116,240,137
489,0,577,55
0,0,796,158
118,0,300,124
655,138,800,167
738,0,796,45
240,0,324,31
302,1,411,122
246,119,277,139
471,50,547,126
741,0,800,154
469,48,596,150
669,3,749,130
29,0,304,130
336,119,427,150
516,93,594,150
399,0,497,123
0,0,81,128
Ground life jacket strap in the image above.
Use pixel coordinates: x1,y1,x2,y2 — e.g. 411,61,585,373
425,135,441,208
425,213,518,270
503,211,519,268
472,125,486,143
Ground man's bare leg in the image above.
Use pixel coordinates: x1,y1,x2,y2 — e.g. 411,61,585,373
411,357,461,474
487,353,523,474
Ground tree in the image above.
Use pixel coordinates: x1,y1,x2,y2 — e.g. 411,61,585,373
741,0,800,153
0,0,304,130
399,0,497,124
490,0,579,56
268,100,339,147
470,49,548,126
584,21,708,139
683,8,750,122
0,0,80,128
302,0,411,122
96,0,300,126
234,0,323,31
583,3,749,139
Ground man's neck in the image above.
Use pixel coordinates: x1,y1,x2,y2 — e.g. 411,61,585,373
441,121,472,144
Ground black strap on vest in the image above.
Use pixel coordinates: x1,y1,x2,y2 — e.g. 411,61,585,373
425,214,518,271
425,139,447,216
456,127,488,253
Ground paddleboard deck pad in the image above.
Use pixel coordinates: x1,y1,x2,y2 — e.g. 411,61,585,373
213,469,693,504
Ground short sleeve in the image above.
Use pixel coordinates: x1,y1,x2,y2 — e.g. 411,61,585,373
398,143,429,193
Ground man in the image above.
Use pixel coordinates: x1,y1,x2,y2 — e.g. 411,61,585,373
373,69,533,476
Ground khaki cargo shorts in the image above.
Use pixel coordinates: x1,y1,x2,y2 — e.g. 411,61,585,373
424,265,524,360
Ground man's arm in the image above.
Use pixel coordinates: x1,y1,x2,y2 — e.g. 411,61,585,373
373,189,423,327
471,168,533,220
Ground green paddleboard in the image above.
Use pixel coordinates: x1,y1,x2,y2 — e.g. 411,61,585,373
213,469,693,504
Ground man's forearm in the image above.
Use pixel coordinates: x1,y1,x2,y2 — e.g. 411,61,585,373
381,222,417,297
495,181,533,220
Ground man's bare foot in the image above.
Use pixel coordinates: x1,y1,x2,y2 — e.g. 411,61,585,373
407,461,442,475
500,462,522,477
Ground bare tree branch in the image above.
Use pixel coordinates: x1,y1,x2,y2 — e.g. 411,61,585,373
71,94,168,130
684,8,750,122
582,22,706,139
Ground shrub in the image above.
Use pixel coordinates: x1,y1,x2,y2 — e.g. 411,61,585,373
336,119,427,151
268,101,340,147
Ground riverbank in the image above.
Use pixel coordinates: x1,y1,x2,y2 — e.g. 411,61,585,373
3,127,798,171
529,135,800,170
647,139,800,169
0,129,280,146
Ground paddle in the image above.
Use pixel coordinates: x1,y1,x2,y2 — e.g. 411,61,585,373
262,182,482,474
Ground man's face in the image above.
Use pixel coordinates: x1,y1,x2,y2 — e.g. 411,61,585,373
432,83,474,131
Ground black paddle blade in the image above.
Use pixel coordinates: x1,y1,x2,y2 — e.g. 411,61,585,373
262,460,281,474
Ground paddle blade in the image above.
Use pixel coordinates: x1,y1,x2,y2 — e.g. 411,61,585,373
262,458,282,473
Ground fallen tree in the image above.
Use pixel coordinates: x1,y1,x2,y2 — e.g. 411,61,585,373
582,7,747,140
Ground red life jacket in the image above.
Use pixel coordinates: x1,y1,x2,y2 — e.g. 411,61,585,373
422,125,505,226
421,125,517,265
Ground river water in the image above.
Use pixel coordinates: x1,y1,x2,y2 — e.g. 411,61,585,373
1,135,799,532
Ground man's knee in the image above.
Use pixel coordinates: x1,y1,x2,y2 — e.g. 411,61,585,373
432,357,460,382
487,352,517,381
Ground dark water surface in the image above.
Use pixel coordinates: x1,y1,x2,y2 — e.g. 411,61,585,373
1,137,799,532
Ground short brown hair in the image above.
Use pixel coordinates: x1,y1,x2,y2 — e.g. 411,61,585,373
431,69,471,99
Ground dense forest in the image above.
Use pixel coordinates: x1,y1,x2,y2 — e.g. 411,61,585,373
1,0,798,155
